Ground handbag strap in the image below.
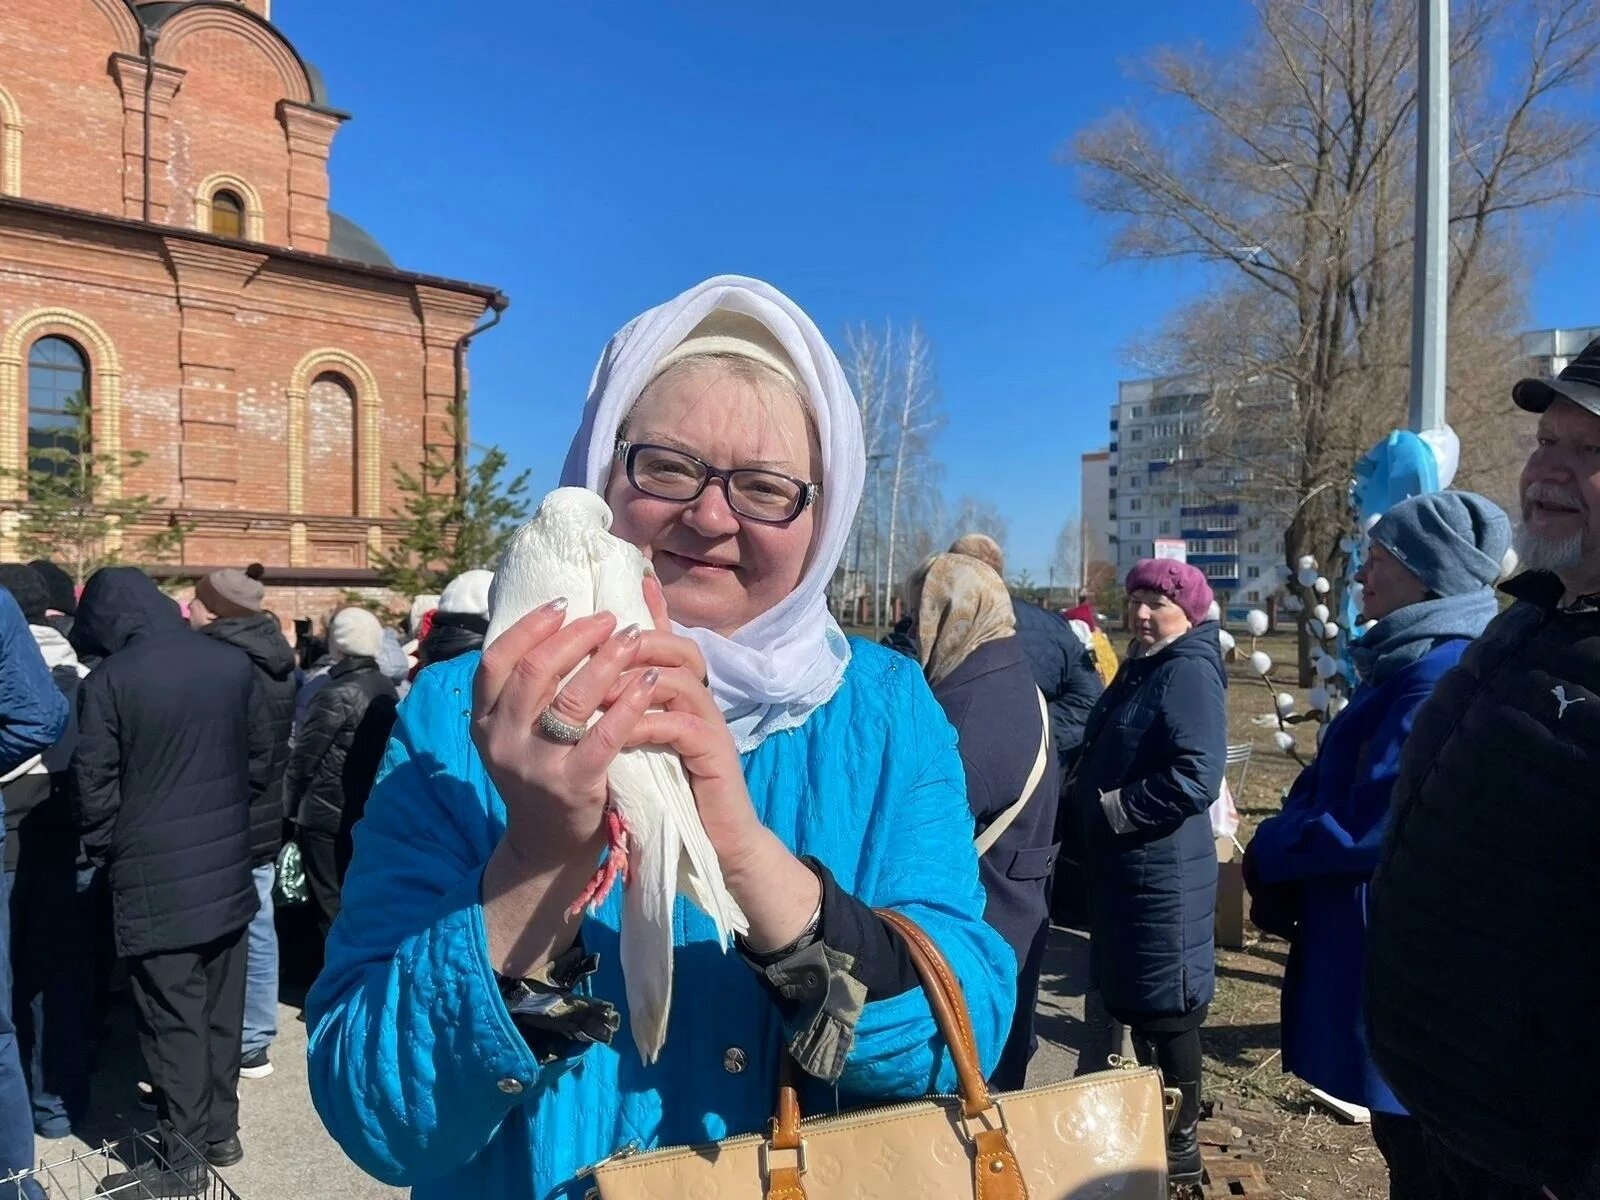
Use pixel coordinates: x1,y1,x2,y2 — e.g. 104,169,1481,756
767,910,1030,1200
973,688,1050,857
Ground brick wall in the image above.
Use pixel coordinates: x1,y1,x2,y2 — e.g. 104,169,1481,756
0,0,502,623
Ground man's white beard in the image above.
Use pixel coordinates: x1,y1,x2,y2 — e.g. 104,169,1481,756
1514,522,1586,572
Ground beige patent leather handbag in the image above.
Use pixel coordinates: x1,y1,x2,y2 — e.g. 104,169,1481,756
584,910,1171,1200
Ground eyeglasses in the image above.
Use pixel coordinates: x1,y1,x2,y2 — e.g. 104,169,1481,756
615,440,821,525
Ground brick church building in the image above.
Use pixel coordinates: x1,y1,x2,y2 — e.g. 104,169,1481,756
0,0,506,613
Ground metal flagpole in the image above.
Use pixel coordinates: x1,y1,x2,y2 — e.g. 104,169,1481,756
1408,0,1449,433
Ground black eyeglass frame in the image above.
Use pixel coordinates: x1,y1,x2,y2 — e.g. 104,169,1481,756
614,439,822,525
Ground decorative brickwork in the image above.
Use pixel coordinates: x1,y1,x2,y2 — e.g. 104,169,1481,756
0,0,504,608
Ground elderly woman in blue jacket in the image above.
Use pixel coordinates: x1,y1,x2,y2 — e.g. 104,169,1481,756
304,277,1014,1200
1246,491,1509,1197
1073,557,1226,1186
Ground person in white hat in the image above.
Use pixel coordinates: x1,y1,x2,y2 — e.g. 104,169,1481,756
283,608,397,935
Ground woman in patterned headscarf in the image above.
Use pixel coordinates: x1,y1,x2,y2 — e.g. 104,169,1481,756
909,553,1059,1088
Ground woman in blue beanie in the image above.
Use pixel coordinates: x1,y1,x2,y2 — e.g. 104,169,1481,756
1245,489,1510,1198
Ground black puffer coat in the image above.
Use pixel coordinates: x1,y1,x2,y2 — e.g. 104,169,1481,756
1366,571,1600,1194
285,656,397,836
201,613,297,866
1071,622,1226,1022
69,568,262,957
1012,598,1103,778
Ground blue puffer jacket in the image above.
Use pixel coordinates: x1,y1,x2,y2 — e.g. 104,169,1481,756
1072,622,1226,1021
1249,639,1465,1114
306,639,1014,1200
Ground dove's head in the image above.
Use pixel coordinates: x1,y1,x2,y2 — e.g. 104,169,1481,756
537,486,615,535
603,351,822,638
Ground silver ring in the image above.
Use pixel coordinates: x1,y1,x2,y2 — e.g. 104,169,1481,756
538,707,587,745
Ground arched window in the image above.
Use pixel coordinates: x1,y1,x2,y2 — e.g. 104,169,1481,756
26,336,88,494
210,189,244,239
307,371,355,516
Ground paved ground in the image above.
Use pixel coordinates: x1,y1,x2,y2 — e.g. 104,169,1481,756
34,921,1098,1198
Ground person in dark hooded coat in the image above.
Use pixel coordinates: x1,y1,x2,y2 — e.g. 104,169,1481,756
69,568,266,1191
1071,558,1225,1186
190,564,297,1081
27,561,76,642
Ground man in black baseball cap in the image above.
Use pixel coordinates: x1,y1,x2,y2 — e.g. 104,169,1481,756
1364,333,1600,1200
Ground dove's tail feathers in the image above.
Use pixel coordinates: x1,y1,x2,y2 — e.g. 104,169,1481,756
677,850,749,945
620,811,678,1065
648,751,748,945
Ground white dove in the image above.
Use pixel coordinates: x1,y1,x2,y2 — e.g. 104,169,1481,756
485,486,749,1063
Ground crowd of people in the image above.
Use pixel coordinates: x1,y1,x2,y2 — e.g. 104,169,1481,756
0,273,1594,1200
0,554,494,1196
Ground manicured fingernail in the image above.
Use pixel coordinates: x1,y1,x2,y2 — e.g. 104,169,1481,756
541,597,569,613
619,624,642,643
642,668,660,687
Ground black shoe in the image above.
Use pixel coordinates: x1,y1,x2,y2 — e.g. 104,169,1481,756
1165,1080,1204,1185
204,1134,243,1168
1166,1124,1203,1185
97,1159,204,1197
239,1048,273,1079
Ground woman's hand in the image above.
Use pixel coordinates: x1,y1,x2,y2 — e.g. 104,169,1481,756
471,599,659,874
613,579,822,952
602,578,768,868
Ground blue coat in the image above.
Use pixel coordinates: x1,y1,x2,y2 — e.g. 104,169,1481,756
0,589,69,792
1012,599,1102,776
305,639,1015,1200
1073,622,1226,1021
1250,639,1467,1113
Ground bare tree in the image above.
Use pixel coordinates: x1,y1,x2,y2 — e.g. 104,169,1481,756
1075,0,1600,638
843,321,946,629
945,494,1011,553
1050,516,1082,608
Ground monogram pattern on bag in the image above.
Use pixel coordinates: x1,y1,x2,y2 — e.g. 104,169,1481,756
1048,1082,1156,1170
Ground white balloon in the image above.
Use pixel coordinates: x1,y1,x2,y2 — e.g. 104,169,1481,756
1217,629,1236,652
1329,695,1348,716
1308,618,1324,639
1316,654,1339,679
1297,555,1317,571
1273,730,1296,753
1275,691,1295,714
1322,621,1341,640
1313,604,1330,623
1308,686,1329,710
1250,650,1273,675
1245,609,1269,637
1297,567,1319,588
1313,576,1331,595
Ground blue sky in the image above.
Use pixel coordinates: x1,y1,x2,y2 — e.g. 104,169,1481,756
278,0,1600,580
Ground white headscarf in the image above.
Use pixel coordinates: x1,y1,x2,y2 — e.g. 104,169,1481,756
561,275,866,752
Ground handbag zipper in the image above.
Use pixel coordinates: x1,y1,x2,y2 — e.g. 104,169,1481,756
576,1063,1155,1175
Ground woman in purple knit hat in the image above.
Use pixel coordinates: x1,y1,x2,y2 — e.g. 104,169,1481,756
1069,557,1226,1185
